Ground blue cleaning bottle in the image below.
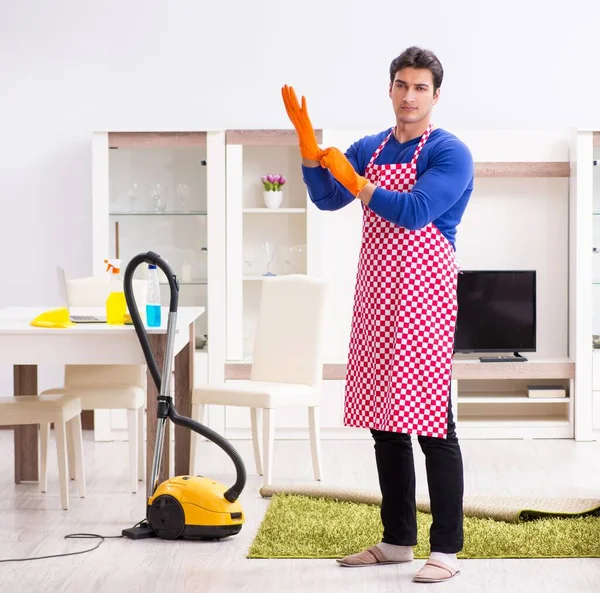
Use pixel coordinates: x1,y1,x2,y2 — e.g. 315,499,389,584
146,264,162,327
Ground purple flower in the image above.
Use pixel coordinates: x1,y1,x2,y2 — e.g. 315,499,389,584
261,172,287,191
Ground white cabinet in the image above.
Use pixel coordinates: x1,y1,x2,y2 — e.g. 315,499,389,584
223,128,580,440
222,130,330,437
570,130,600,440
223,131,309,437
592,143,600,436
224,130,311,363
90,127,585,441
221,129,370,439
91,131,226,439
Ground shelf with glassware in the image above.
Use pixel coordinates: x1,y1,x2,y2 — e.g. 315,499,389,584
221,130,322,438
92,130,227,440
106,136,209,351
224,130,319,361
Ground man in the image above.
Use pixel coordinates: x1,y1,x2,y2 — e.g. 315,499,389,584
282,46,473,584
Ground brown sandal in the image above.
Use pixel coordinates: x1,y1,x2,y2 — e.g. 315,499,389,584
412,558,460,583
337,545,413,567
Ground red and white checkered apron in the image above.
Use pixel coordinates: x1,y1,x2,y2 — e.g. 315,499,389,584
343,124,458,439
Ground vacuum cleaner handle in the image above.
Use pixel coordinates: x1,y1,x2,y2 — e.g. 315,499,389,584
124,252,246,502
125,251,178,392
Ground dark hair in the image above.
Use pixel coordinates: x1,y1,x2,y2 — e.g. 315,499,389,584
389,46,443,92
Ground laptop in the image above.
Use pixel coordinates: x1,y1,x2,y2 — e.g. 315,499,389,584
57,266,107,323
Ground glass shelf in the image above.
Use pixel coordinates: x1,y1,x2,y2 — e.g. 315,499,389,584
160,281,208,286
110,211,207,216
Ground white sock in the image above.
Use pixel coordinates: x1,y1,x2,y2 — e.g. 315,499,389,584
429,552,458,569
376,542,414,562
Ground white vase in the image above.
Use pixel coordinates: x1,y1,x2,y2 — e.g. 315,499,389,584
263,190,283,209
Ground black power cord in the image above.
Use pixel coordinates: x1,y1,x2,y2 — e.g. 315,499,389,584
0,520,145,563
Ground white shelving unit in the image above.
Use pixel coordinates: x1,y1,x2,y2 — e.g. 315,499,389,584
450,358,574,439
571,129,600,440
222,128,578,441
91,131,226,440
225,130,316,362
592,136,600,438
221,129,322,438
89,127,582,442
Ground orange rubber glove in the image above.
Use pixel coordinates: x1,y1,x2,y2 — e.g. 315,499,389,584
319,147,370,197
281,85,324,161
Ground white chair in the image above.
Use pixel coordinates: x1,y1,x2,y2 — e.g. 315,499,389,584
41,274,148,493
0,395,85,510
190,274,328,486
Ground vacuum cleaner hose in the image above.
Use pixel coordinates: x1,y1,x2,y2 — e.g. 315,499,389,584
168,407,246,502
124,251,246,502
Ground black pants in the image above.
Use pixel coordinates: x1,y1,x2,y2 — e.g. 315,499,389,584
370,396,464,554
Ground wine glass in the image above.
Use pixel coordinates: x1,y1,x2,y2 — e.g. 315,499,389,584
283,244,306,274
263,241,276,276
283,245,294,275
176,183,190,212
243,245,256,276
243,316,256,359
128,183,139,213
151,183,166,213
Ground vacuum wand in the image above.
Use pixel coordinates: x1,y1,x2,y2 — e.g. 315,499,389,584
123,251,246,503
125,251,178,394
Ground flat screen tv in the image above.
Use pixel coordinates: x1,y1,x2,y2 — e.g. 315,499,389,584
454,270,536,354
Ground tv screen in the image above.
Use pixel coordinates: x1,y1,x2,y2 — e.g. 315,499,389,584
454,270,536,353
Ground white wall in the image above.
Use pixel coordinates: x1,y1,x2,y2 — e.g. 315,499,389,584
1,0,598,391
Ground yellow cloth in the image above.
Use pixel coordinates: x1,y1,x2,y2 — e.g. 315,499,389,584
30,307,75,329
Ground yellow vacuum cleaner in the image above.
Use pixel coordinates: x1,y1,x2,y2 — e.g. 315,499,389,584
121,251,246,541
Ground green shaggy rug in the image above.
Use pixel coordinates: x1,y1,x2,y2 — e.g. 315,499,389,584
247,494,600,559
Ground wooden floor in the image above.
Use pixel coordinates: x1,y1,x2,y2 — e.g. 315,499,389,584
1,430,600,592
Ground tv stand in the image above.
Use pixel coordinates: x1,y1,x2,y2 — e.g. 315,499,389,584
479,352,528,363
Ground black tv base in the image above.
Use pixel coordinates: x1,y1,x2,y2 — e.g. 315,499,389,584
479,352,528,363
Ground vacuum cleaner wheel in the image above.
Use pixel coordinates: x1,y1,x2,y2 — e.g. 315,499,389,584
148,494,186,540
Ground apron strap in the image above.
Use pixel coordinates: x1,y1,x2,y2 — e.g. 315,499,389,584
409,123,434,165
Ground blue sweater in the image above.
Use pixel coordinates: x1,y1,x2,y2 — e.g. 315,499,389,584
302,127,474,250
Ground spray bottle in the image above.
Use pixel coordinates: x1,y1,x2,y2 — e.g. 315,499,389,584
105,258,127,324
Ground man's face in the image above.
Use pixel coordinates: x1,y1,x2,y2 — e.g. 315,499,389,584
389,67,439,125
